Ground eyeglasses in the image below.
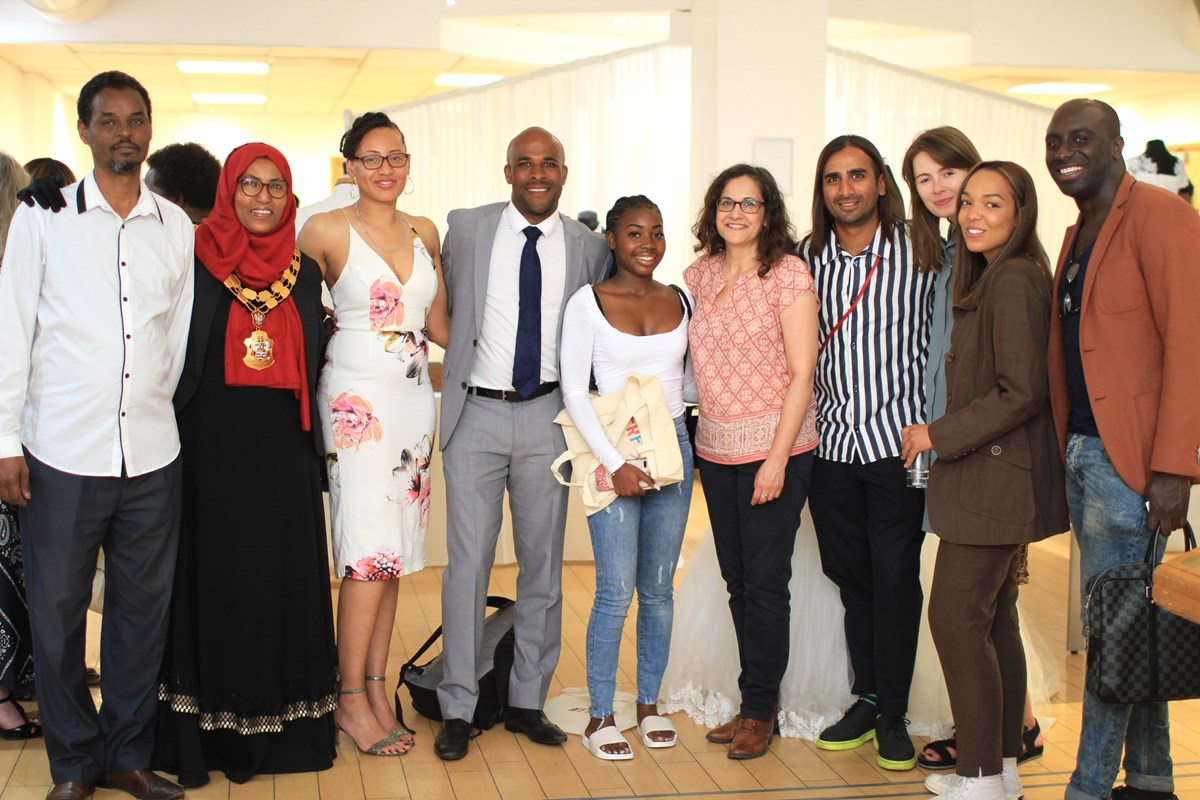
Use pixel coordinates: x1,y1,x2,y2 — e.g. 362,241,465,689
1059,260,1081,319
352,152,410,170
717,197,765,214
238,176,289,199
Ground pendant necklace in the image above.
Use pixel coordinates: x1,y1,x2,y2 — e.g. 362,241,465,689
355,202,406,254
224,249,302,370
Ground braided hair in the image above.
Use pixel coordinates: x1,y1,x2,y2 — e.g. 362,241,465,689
605,195,660,233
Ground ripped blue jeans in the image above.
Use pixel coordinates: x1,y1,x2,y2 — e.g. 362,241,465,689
585,415,693,718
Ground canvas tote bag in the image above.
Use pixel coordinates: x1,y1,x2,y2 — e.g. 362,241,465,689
550,373,683,515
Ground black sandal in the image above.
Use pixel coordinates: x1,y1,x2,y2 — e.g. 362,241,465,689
917,735,957,769
0,694,42,740
1018,718,1043,764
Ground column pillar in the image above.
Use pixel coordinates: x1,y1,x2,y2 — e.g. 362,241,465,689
688,0,829,226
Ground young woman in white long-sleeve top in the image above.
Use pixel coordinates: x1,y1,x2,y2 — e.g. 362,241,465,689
559,195,694,762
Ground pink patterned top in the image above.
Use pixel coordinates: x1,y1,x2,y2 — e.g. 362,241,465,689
684,253,820,465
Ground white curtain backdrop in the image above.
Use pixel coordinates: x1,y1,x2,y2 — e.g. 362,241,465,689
382,44,695,285
382,44,1076,287
826,47,1077,253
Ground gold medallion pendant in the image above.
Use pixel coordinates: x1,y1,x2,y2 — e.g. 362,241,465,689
243,311,276,370
224,249,301,373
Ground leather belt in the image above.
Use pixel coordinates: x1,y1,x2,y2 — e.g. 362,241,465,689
467,381,559,403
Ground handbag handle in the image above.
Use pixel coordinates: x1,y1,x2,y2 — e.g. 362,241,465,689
1145,522,1196,589
550,451,581,488
1084,522,1196,638
1144,522,1196,563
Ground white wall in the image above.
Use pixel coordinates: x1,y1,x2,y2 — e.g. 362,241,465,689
0,56,88,175
829,0,1200,73
149,110,347,207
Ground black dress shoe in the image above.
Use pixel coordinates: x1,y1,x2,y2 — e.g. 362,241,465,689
435,718,473,761
504,707,567,745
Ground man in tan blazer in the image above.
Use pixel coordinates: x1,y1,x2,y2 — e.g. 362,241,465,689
1045,98,1200,800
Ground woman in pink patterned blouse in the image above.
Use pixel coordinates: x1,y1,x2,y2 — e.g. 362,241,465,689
683,163,820,760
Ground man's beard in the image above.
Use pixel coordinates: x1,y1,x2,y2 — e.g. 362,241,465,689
108,157,141,174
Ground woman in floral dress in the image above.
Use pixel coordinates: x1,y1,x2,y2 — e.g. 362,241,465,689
300,112,448,757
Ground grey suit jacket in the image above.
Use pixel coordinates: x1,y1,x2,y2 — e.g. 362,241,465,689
439,201,609,449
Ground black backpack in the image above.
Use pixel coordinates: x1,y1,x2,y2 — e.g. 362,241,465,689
396,595,516,731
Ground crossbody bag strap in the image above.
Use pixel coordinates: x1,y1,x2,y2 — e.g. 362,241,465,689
818,253,881,355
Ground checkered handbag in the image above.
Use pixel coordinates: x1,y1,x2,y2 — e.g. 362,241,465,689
1084,523,1200,703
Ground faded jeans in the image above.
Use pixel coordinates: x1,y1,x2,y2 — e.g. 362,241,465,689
1065,434,1173,800
586,416,693,718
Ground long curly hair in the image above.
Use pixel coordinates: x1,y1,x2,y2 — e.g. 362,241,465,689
692,163,797,277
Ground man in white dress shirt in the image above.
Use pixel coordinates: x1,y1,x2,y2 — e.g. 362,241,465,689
0,71,193,800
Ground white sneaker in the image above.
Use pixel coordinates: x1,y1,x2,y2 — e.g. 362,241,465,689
925,772,960,795
925,773,1010,800
999,764,1023,800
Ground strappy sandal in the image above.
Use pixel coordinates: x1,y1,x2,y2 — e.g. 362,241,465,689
1018,718,1043,764
918,719,1043,771
336,688,407,756
917,734,957,770
365,675,415,740
0,694,42,740
582,724,634,761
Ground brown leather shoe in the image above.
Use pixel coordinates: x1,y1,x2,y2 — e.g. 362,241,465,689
706,715,741,744
96,769,183,800
728,716,774,760
46,782,94,800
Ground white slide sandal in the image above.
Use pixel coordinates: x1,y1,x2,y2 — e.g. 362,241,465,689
636,715,677,748
582,725,635,760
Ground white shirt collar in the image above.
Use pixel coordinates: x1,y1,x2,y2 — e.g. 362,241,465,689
503,201,562,240
77,170,164,222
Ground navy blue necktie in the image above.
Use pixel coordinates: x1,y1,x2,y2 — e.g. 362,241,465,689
512,225,543,397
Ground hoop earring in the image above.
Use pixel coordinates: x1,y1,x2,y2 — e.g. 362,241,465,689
349,182,359,201
403,176,414,196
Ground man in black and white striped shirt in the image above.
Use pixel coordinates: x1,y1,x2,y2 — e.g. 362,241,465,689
802,135,933,771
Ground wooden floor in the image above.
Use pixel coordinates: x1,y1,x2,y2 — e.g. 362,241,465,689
6,489,1200,800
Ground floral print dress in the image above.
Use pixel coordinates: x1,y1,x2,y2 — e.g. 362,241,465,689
318,222,437,580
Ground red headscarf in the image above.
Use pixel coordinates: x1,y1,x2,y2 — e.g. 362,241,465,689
195,142,310,430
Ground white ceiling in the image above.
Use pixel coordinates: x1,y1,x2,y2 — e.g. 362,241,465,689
0,12,672,115
828,18,1200,146
4,8,1200,144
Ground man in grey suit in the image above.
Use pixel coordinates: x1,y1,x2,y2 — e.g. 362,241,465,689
434,127,609,760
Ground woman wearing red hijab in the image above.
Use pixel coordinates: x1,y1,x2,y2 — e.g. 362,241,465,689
153,143,344,785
